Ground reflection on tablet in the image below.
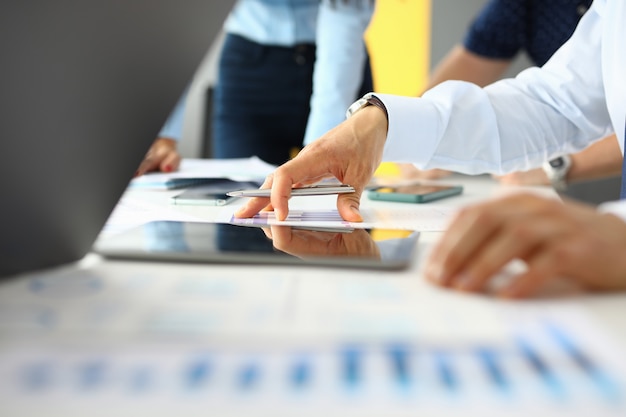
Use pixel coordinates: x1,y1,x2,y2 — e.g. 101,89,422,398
94,221,419,270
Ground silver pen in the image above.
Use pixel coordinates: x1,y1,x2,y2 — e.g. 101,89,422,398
227,184,355,197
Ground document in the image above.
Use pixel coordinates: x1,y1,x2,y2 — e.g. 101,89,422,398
99,195,205,237
1,259,625,417
128,157,276,190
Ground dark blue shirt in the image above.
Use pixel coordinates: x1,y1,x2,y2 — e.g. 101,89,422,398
463,0,593,67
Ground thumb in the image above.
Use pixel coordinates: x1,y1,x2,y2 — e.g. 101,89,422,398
337,193,363,222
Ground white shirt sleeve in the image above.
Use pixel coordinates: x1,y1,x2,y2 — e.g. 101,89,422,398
598,200,626,223
376,2,614,176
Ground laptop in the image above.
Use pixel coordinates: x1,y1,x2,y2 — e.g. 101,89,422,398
0,1,234,277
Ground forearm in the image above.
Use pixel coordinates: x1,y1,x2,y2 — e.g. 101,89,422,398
424,45,511,92
567,135,622,182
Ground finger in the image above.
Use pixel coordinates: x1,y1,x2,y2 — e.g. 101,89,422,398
497,246,561,299
261,227,273,239
159,152,181,173
425,203,502,286
135,155,158,176
450,217,552,292
268,224,294,249
234,175,274,219
233,197,271,218
336,191,363,222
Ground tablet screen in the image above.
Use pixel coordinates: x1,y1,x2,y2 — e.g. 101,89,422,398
94,221,419,270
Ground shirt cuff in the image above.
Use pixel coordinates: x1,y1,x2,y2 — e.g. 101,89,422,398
598,200,626,223
373,93,441,166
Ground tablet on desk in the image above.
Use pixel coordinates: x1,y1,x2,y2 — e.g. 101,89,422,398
94,221,419,270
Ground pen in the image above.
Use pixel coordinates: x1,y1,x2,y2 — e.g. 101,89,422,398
227,184,355,197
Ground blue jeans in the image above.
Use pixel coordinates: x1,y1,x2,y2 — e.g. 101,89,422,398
212,34,373,166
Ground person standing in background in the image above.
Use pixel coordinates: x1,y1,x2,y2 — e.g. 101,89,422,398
400,0,622,193
136,0,377,173
212,0,375,166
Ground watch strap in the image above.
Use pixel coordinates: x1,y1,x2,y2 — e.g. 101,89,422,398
346,93,388,120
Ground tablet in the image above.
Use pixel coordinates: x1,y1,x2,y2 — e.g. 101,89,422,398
94,221,419,270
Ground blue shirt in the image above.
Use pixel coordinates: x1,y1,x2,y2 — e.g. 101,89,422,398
225,0,318,46
463,0,593,67
158,0,374,146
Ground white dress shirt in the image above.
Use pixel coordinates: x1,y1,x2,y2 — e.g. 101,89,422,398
375,0,626,218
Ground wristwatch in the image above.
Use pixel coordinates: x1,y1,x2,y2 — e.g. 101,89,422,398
542,155,572,191
346,92,388,120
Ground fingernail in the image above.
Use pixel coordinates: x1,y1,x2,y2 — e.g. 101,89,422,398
164,164,173,172
350,206,363,221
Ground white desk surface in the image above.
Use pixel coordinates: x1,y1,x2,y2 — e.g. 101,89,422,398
2,173,626,417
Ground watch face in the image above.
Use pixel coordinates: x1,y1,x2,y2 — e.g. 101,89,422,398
549,157,564,168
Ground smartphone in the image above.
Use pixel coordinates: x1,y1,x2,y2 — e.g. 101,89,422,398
171,190,234,206
227,184,355,198
367,184,463,203
171,180,261,205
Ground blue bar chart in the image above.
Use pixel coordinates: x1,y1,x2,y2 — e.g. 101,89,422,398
1,320,624,417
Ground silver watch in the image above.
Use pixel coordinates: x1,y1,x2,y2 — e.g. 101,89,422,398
346,93,388,120
542,155,572,191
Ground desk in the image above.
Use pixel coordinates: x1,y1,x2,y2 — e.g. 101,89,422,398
1,173,625,417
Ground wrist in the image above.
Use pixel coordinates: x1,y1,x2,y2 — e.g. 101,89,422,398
346,93,389,134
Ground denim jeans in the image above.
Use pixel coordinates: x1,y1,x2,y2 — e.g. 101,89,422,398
212,33,372,166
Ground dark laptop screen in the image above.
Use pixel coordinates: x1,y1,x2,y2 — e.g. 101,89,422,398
0,1,233,277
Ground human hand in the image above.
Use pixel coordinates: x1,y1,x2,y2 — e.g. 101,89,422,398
397,163,452,180
235,105,388,221
263,226,381,260
493,168,550,186
424,193,626,298
135,137,181,176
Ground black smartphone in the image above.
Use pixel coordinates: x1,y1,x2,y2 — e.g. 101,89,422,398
367,184,463,203
170,180,260,206
171,189,234,206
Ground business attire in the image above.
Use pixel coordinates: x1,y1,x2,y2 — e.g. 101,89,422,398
302,0,375,145
463,0,593,67
374,0,626,217
213,0,374,166
157,0,374,165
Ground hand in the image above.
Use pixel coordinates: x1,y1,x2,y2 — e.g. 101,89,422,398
424,193,626,298
397,163,452,180
135,137,181,176
493,168,550,186
263,226,381,260
235,105,388,221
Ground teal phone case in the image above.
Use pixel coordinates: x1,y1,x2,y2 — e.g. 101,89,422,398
367,185,463,203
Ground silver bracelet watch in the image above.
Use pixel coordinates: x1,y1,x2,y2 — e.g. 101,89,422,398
346,93,388,120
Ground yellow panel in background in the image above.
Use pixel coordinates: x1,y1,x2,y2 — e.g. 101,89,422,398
365,0,431,177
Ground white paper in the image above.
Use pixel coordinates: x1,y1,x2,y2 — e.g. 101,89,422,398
128,157,276,190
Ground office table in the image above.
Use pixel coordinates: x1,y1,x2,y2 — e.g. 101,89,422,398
1,173,625,417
